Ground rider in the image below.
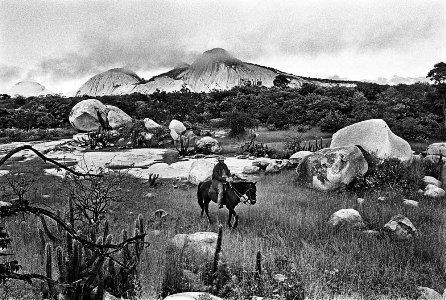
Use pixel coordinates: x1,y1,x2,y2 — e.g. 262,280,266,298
212,156,233,209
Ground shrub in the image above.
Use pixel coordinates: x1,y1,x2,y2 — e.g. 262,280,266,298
266,109,290,130
222,110,259,137
318,110,347,133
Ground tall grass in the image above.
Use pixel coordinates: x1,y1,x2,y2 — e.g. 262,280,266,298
1,160,446,299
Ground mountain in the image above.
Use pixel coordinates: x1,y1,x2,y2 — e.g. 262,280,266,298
8,81,53,97
76,68,142,96
76,48,356,96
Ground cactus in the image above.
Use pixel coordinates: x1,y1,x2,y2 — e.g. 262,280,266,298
212,225,223,284
147,173,160,187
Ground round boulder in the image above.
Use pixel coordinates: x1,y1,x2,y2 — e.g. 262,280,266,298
69,99,108,131
169,119,186,135
188,159,217,185
289,151,313,165
423,176,442,188
427,143,446,156
195,136,222,154
328,209,365,229
424,184,445,198
330,119,412,162
296,146,368,191
105,105,132,129
144,118,162,131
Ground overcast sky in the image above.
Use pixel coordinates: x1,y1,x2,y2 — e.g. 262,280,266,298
0,0,445,95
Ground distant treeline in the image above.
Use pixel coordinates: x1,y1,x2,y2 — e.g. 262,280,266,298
0,81,443,141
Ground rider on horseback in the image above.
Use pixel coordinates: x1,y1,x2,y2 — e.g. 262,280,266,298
212,156,233,209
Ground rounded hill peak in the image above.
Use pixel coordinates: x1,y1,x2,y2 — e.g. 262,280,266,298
76,68,141,96
107,68,141,79
9,81,53,97
193,48,241,66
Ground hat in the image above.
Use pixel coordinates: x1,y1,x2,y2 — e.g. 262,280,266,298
217,156,226,161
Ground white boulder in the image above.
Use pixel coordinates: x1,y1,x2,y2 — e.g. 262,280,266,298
169,119,186,135
170,232,218,261
164,292,222,300
105,105,132,129
426,143,446,156
328,209,365,229
296,146,368,191
403,199,419,208
423,176,442,187
188,159,217,185
265,162,281,174
384,215,417,240
195,136,222,154
330,119,412,162
144,118,162,130
289,151,313,165
424,184,446,198
69,99,108,131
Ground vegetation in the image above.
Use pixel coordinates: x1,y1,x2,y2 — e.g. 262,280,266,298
0,74,444,143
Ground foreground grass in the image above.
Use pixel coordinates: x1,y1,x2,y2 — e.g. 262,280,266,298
1,158,446,299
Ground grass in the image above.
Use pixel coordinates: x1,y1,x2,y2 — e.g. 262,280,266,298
1,155,446,299
0,127,76,144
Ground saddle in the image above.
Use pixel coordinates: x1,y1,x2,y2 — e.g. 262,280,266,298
208,181,227,202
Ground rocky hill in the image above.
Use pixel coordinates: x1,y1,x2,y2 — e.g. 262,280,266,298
8,81,53,97
76,48,356,96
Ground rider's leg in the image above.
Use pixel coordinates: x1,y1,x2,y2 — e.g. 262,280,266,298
217,182,224,208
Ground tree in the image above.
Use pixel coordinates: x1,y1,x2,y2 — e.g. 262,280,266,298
427,62,446,125
273,75,291,89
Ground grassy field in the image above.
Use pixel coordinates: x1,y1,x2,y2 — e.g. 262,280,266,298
1,153,446,299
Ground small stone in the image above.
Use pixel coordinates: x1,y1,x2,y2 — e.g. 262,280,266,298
0,201,12,207
145,192,154,199
403,199,419,207
377,196,386,202
173,185,178,189
42,194,50,199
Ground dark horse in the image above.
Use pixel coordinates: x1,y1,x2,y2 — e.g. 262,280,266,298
197,180,257,229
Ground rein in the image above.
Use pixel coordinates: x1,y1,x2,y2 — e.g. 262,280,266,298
228,182,253,204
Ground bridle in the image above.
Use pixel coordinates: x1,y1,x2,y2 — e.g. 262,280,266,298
228,182,255,204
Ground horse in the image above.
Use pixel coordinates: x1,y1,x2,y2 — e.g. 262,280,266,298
197,180,257,229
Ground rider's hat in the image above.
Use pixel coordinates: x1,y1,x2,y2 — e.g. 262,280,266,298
217,155,226,161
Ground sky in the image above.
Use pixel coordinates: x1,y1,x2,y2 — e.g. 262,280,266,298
0,0,445,96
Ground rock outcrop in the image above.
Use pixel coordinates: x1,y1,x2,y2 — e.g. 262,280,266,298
330,119,412,162
144,118,162,131
69,99,109,131
8,81,53,97
105,105,132,129
427,142,446,156
296,146,368,191
164,292,222,300
289,151,313,165
76,68,141,96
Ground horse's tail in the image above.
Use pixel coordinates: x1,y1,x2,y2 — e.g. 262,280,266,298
197,181,204,210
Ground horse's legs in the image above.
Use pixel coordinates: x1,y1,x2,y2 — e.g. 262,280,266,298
232,209,239,229
227,209,233,228
204,201,212,224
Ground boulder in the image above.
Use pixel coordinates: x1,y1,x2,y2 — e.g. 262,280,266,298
403,199,419,208
426,143,446,156
265,162,281,174
423,176,442,187
328,209,365,229
417,286,442,300
296,146,368,191
243,166,260,174
195,136,223,154
164,292,222,300
169,119,186,135
289,151,313,165
144,118,162,130
69,99,108,131
105,105,132,129
330,119,412,162
170,232,218,262
188,159,217,185
424,184,446,198
384,215,417,240
252,158,274,170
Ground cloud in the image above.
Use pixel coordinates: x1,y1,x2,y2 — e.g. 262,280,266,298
0,64,21,82
4,0,444,83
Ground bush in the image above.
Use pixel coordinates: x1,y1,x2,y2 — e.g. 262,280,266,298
266,109,290,130
318,110,347,133
222,110,259,137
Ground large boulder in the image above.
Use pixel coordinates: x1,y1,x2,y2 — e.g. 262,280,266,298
105,105,132,129
328,209,365,229
195,136,223,154
423,176,442,188
426,143,446,156
330,119,412,162
296,146,368,191
289,151,313,165
384,215,417,240
170,232,218,261
143,118,162,131
169,119,187,139
188,159,217,185
164,292,222,300
424,184,446,198
69,99,108,131
417,287,442,300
